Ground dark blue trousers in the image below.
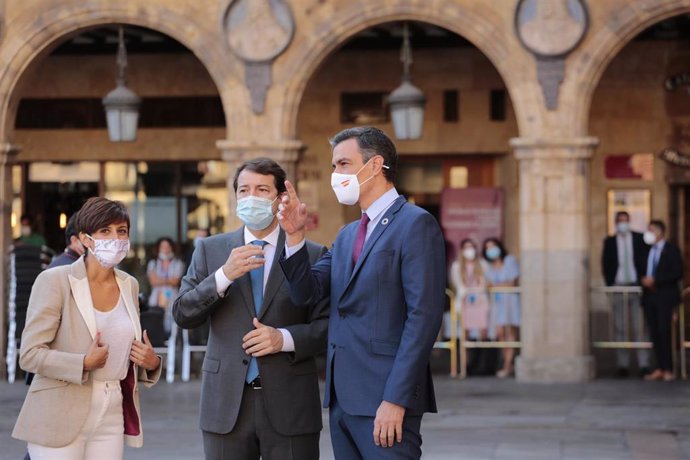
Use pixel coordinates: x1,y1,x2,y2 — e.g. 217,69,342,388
329,392,422,460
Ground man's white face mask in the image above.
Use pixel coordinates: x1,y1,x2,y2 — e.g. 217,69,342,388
330,159,389,206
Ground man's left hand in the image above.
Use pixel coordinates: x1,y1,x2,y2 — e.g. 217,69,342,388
373,400,405,448
242,318,283,357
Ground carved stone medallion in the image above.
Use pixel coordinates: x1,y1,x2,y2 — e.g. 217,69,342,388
224,0,294,63
516,0,587,58
515,0,588,110
223,0,295,114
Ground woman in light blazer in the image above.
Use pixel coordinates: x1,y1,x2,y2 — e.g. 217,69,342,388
13,197,161,460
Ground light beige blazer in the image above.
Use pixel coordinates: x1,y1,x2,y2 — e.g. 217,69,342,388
12,256,161,448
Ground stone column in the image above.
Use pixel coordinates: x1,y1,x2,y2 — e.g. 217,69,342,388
0,143,19,379
510,136,599,383
216,139,305,231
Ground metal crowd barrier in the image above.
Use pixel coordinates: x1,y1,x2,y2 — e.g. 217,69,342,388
590,285,688,379
455,286,522,378
681,288,690,379
434,289,458,377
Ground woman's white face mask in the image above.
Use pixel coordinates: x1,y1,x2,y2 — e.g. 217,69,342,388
86,234,130,269
462,247,476,261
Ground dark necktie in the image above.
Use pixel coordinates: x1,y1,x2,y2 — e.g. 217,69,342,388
246,240,266,384
352,213,370,265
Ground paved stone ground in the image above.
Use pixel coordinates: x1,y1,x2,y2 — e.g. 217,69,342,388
2,375,690,459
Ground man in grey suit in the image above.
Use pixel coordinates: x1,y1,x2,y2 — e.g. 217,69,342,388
172,158,328,460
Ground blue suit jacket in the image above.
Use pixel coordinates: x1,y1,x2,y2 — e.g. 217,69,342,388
281,196,445,417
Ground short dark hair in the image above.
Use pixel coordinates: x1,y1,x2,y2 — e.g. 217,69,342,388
20,214,32,225
75,197,130,235
64,214,79,246
329,126,398,184
615,211,630,222
650,219,666,234
232,158,287,195
155,236,175,255
482,237,508,261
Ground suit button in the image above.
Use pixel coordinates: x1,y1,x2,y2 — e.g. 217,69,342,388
330,343,336,349
242,359,249,365
339,312,346,319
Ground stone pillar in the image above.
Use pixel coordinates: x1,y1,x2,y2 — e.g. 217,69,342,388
0,143,19,379
510,136,599,383
216,139,305,231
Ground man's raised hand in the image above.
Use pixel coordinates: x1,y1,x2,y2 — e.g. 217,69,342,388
277,180,308,243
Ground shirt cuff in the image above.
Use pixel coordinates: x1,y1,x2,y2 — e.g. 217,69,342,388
214,267,233,296
278,328,295,352
284,240,306,258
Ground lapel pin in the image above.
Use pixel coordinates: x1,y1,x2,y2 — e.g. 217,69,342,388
381,218,389,225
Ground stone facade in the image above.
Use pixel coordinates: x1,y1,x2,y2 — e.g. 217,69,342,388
2,0,690,382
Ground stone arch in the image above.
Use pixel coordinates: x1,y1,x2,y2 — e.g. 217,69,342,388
278,2,523,141
0,3,238,142
570,0,690,135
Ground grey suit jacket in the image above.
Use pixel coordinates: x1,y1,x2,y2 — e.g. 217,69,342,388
172,227,328,436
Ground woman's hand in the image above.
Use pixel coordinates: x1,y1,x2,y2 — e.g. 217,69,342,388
84,332,109,371
130,330,160,371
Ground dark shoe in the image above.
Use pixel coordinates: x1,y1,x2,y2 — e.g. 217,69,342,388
639,367,651,378
615,368,629,378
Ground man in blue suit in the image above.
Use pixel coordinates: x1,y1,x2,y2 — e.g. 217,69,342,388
278,126,445,459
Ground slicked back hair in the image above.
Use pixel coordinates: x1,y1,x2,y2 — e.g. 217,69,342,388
233,157,287,195
329,126,398,184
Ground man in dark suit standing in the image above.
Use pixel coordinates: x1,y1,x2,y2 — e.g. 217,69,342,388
278,126,445,459
601,211,650,377
641,219,683,381
172,158,328,460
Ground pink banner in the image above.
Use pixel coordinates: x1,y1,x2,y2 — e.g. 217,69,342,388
440,187,504,261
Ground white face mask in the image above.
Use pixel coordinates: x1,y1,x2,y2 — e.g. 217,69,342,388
20,225,32,237
643,231,657,246
616,222,630,234
331,159,376,206
86,235,130,269
462,248,476,261
236,196,277,231
158,252,173,261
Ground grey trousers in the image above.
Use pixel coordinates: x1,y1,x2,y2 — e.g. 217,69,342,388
611,291,650,368
202,386,319,460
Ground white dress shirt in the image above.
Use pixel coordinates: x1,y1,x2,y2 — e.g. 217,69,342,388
213,224,295,352
614,231,637,284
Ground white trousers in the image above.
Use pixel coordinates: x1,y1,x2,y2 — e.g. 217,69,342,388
28,380,125,460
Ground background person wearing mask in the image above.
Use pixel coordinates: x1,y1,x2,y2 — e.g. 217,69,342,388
641,220,683,381
147,237,185,336
12,197,161,459
173,158,328,460
601,211,650,377
449,239,490,342
17,214,46,247
48,214,86,268
482,237,520,379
